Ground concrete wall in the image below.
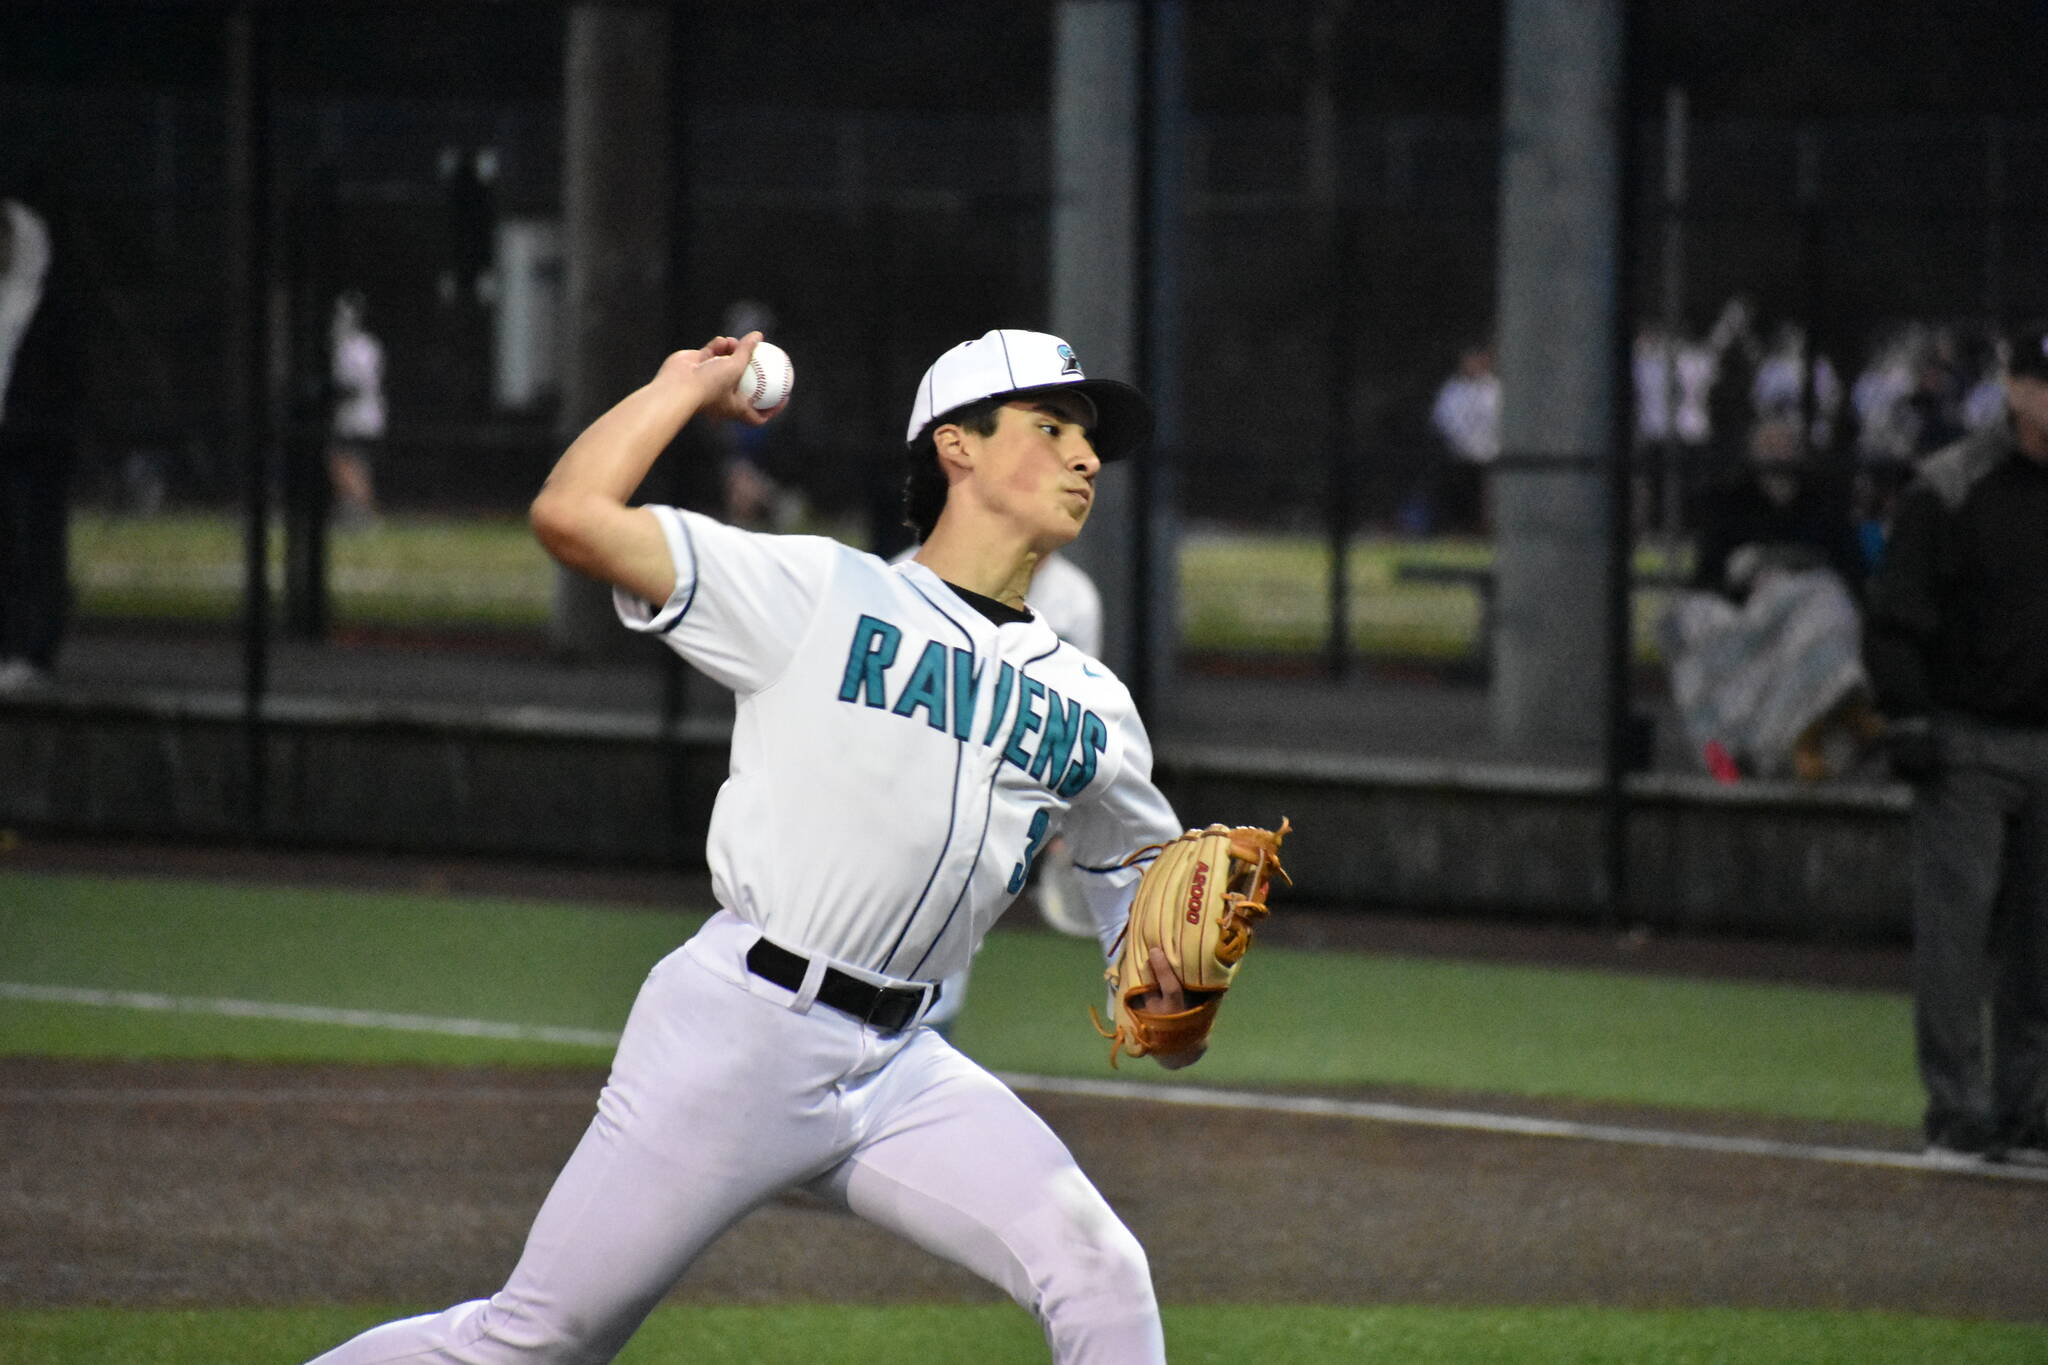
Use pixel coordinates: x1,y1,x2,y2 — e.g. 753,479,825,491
0,695,1910,942
1165,746,1908,939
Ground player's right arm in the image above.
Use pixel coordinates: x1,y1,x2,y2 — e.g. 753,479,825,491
530,334,776,604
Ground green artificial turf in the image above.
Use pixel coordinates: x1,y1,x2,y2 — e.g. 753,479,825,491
0,869,1918,1126
5,1304,2043,1365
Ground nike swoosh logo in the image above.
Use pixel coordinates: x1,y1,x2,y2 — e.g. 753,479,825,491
1081,663,1105,678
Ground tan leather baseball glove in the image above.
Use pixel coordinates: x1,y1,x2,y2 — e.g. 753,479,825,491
1091,817,1292,1067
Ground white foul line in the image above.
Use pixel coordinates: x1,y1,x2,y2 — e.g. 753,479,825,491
3,1085,601,1105
5,981,2043,1183
996,1073,2048,1183
0,981,621,1049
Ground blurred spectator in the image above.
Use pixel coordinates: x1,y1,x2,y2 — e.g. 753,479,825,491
1634,322,1719,450
1427,341,1499,534
1851,455,1915,578
1634,310,1737,536
1703,294,1764,474
1660,418,1878,781
1899,325,1968,458
0,180,83,692
1751,321,1842,451
1862,323,2048,1168
1850,322,1922,465
1854,321,1993,465
1960,330,2010,433
328,290,386,530
1689,418,1864,600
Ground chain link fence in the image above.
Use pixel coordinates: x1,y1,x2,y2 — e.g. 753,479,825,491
7,64,2045,669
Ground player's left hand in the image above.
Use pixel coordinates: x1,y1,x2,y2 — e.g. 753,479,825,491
1139,947,1206,1070
1091,818,1290,1070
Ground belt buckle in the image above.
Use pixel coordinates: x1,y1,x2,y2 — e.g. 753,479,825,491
863,981,923,1034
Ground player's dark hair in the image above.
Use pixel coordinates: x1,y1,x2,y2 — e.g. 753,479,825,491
902,397,1004,541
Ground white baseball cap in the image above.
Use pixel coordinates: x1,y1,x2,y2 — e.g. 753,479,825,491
904,328,1154,461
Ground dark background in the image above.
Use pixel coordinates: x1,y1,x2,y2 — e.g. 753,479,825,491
4,1,2048,529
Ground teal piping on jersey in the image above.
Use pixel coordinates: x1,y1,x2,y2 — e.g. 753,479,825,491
900,730,1004,980
653,512,702,633
879,578,983,978
901,631,1063,981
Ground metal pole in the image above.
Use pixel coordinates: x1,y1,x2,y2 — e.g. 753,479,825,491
1492,0,1622,758
226,3,272,830
554,3,673,659
1657,85,1687,544
1600,0,1640,933
1310,2,1343,679
1984,115,2006,325
1325,207,1356,682
1795,124,1822,461
660,4,692,867
284,166,335,641
1310,6,1352,681
1048,0,1142,682
1132,0,1186,717
1130,0,1157,714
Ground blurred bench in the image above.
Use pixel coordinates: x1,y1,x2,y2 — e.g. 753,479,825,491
1393,560,1687,666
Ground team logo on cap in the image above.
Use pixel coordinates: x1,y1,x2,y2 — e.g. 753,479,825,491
1057,343,1082,377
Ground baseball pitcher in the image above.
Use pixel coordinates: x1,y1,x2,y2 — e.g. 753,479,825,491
302,327,1283,1365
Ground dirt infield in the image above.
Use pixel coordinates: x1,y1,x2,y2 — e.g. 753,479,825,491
5,1055,2045,1323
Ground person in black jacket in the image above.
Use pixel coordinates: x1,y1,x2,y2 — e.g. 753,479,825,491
1863,324,2048,1168
1690,418,1865,603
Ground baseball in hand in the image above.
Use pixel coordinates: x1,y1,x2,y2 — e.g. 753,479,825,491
735,340,794,411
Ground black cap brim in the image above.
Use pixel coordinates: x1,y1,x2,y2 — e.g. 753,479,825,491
1002,378,1155,462
2009,327,2048,383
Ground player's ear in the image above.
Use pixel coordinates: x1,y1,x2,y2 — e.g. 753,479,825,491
931,422,976,473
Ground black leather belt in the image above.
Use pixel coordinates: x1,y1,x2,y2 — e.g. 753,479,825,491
745,938,939,1034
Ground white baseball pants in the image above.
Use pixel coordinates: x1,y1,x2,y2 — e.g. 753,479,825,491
305,911,1165,1364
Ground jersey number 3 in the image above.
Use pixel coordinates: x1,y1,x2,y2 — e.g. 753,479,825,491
1007,808,1051,895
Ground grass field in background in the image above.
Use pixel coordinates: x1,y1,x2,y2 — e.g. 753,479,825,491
67,511,1690,659
0,870,1917,1125
71,510,548,629
13,1303,2048,1365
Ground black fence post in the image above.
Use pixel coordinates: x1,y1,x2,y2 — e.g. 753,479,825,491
1325,203,1358,682
226,2,274,831
283,165,335,642
1600,0,1643,935
660,3,693,869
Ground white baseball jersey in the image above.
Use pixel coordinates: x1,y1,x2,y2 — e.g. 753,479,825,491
618,506,1179,983
891,546,1103,658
